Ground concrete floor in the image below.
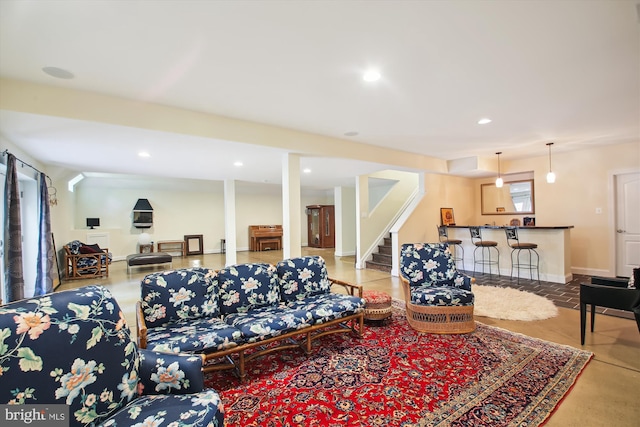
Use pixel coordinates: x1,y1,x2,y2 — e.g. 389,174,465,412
58,248,640,427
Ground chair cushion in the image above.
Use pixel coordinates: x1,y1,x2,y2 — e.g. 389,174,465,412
224,305,313,343
67,239,83,255
411,286,475,306
400,243,471,290
146,317,244,353
276,256,332,302
218,263,280,315
102,390,224,427
285,293,366,324
475,240,498,246
141,268,219,328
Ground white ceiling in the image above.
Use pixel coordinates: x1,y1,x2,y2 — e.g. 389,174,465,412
0,0,638,189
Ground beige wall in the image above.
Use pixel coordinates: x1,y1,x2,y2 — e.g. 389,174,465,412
398,173,476,247
475,141,640,276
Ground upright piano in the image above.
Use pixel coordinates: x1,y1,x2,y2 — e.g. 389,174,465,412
248,225,283,251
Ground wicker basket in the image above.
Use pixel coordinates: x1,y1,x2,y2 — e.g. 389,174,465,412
405,303,475,334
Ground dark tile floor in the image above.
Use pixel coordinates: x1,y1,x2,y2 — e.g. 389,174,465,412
465,271,635,320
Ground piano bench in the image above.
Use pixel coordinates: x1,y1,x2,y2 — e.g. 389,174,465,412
259,239,281,251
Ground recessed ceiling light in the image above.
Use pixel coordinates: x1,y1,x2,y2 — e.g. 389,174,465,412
478,118,492,125
42,66,74,79
303,168,312,174
362,69,381,82
138,151,150,158
234,161,243,167
344,131,359,137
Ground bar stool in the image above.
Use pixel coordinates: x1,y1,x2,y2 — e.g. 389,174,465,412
505,227,539,283
469,226,500,277
437,225,464,271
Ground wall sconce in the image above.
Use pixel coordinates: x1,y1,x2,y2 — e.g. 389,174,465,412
546,142,556,183
495,151,503,188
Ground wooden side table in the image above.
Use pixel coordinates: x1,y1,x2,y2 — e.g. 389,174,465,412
157,240,186,256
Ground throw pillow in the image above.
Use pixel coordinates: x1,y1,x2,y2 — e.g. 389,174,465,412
79,244,102,254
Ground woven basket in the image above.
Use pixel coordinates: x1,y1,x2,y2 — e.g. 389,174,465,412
364,306,392,321
405,303,475,334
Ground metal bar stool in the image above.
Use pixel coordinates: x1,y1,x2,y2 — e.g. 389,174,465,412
504,227,539,283
437,225,464,271
469,226,500,277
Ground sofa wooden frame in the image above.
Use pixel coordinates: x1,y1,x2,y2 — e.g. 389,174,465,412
63,245,110,279
136,277,364,382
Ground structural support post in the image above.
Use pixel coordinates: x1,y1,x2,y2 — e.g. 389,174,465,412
223,179,237,266
282,153,301,259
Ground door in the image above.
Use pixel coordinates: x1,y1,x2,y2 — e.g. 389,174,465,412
616,172,640,277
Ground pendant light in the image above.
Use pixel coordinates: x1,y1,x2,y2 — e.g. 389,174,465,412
495,152,503,188
546,142,556,183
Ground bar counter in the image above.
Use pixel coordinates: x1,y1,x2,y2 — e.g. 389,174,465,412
447,225,574,283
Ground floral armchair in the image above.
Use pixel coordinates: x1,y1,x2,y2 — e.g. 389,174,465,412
64,240,113,279
0,285,224,427
399,243,475,333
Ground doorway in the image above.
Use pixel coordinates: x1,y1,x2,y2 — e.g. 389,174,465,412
615,172,640,277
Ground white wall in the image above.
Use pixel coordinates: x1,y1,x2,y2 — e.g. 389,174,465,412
71,176,337,259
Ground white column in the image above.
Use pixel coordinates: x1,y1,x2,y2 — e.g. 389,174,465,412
282,153,301,259
223,179,237,267
355,175,366,269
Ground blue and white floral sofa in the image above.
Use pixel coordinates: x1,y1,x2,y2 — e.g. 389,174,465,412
0,285,224,427
137,256,365,381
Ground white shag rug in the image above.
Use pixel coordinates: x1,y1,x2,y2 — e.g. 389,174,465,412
473,285,559,321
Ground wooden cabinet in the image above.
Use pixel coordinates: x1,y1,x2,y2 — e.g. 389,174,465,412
306,205,335,248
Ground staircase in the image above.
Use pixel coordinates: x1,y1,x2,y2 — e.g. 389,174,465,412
365,235,392,273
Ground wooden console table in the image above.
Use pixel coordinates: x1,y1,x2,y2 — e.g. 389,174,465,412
157,240,186,256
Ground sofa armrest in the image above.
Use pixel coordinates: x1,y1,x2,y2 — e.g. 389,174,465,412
136,301,148,349
138,349,206,395
329,277,363,298
590,276,629,288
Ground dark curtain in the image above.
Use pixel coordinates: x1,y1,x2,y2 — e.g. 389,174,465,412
3,153,24,302
35,172,53,296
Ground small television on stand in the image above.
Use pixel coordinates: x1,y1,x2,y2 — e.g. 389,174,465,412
86,218,100,229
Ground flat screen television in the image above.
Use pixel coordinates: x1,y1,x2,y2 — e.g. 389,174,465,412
86,218,100,229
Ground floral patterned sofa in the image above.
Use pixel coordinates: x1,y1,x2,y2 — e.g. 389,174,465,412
0,285,224,427
137,256,365,381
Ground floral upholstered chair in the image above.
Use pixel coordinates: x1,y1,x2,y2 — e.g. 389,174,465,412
400,243,475,333
0,285,224,427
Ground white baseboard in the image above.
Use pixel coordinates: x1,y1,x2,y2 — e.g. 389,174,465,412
571,267,613,278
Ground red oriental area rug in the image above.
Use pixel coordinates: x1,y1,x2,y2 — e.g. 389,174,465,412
205,302,592,426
